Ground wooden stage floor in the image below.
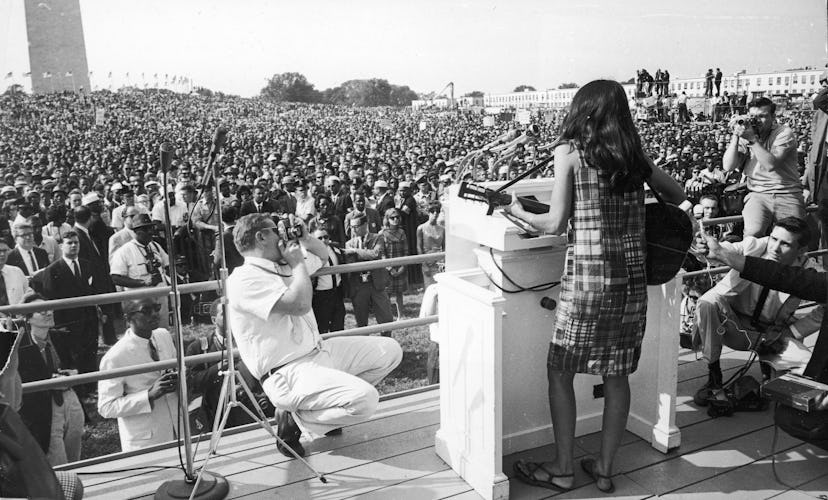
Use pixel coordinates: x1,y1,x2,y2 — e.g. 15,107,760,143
70,348,828,499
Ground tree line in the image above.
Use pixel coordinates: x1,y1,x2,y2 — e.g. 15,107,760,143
260,72,419,107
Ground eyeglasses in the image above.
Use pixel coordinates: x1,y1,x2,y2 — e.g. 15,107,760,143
137,304,162,315
388,215,400,220
16,232,34,238
259,226,279,236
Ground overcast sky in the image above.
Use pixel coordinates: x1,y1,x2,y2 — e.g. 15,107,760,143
1,0,826,97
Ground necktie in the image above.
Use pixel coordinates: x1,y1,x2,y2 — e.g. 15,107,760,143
328,255,338,288
149,338,160,361
73,260,81,280
0,274,8,307
28,250,38,273
751,286,771,329
43,343,64,406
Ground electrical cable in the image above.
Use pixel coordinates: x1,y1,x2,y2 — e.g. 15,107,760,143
484,247,560,293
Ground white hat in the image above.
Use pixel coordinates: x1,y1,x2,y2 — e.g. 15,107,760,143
267,153,278,162
111,182,124,191
399,181,412,189
374,180,388,189
81,192,101,205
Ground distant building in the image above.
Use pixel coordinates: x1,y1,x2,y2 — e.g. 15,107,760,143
477,67,826,111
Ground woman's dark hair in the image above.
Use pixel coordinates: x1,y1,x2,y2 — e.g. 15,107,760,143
559,80,650,193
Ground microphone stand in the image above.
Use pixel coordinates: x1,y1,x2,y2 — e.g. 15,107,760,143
156,146,229,500
185,133,327,497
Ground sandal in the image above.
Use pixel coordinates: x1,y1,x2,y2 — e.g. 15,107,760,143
580,457,615,493
512,460,574,491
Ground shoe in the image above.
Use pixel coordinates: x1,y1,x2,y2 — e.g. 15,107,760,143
275,409,305,458
512,460,573,491
693,362,723,407
693,378,723,407
581,458,615,493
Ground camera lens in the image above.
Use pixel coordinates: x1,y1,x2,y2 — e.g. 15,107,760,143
736,119,745,125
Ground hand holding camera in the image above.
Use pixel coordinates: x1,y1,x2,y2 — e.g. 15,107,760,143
148,370,179,401
729,114,758,143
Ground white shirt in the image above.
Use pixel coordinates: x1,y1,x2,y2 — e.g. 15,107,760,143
151,201,188,227
227,253,324,379
315,246,340,291
110,239,169,290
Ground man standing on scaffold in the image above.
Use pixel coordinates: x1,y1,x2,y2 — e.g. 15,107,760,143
226,213,402,457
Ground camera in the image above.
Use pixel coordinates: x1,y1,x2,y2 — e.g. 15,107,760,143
731,114,759,133
276,216,303,242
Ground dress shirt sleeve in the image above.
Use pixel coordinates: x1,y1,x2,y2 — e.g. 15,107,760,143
232,271,287,322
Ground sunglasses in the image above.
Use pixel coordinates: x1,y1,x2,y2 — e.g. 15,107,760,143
137,304,162,314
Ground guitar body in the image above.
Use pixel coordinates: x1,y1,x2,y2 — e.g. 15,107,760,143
458,181,693,286
645,202,694,285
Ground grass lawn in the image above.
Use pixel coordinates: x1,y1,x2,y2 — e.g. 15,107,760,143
79,288,431,460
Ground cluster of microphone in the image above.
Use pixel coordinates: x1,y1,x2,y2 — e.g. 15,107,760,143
158,126,228,173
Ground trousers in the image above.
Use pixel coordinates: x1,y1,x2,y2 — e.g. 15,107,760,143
46,389,84,466
742,191,805,238
262,336,402,437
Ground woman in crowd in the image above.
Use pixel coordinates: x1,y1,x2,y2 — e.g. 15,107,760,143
380,208,408,319
506,80,691,493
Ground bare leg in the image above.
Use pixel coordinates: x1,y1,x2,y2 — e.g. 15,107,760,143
595,374,630,490
394,292,404,318
546,369,576,485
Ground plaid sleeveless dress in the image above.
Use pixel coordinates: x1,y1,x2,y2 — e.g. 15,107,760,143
548,145,648,376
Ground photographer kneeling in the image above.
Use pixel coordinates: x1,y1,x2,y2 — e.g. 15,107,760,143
705,232,828,450
226,214,402,458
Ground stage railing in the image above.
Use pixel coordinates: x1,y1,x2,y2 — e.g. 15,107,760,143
7,252,444,395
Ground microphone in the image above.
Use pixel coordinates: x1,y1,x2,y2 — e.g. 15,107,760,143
481,129,518,152
209,126,228,159
159,142,173,173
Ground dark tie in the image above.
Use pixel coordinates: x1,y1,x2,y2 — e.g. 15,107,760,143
149,338,160,361
44,343,64,406
328,255,338,288
0,273,8,307
73,260,81,280
28,250,38,273
751,286,771,329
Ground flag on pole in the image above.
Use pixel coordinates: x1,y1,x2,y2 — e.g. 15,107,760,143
153,73,157,79
88,71,93,76
43,72,52,78
22,72,30,77
125,72,129,78
108,71,112,78
65,71,72,77
4,72,11,79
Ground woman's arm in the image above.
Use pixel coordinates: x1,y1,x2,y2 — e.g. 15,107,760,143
506,143,573,234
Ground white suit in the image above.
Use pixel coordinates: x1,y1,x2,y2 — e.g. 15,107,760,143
98,328,179,452
0,264,30,411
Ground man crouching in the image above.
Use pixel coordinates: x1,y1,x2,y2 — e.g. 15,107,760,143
226,214,402,457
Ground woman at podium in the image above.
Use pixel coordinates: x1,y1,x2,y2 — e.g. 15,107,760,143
506,80,691,493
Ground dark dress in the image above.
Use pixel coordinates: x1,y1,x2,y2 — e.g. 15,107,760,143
549,144,648,376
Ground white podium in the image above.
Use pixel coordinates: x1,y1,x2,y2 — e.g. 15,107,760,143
435,180,681,500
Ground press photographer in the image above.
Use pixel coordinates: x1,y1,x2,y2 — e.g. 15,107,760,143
723,97,803,238
226,213,402,457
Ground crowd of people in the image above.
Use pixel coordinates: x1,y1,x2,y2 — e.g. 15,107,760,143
0,74,826,475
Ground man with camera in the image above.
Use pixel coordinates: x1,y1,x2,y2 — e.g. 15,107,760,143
703,228,828,450
226,214,402,458
97,298,180,452
110,214,170,327
723,97,803,238
692,217,823,406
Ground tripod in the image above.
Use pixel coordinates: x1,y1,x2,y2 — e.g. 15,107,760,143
187,131,327,498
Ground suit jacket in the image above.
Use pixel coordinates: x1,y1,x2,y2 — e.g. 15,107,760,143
344,207,382,239
344,232,389,292
375,192,395,219
74,225,106,269
708,236,824,338
6,247,49,277
807,88,828,204
740,256,828,383
239,200,276,216
98,328,180,452
331,192,353,221
214,226,243,275
30,258,98,329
